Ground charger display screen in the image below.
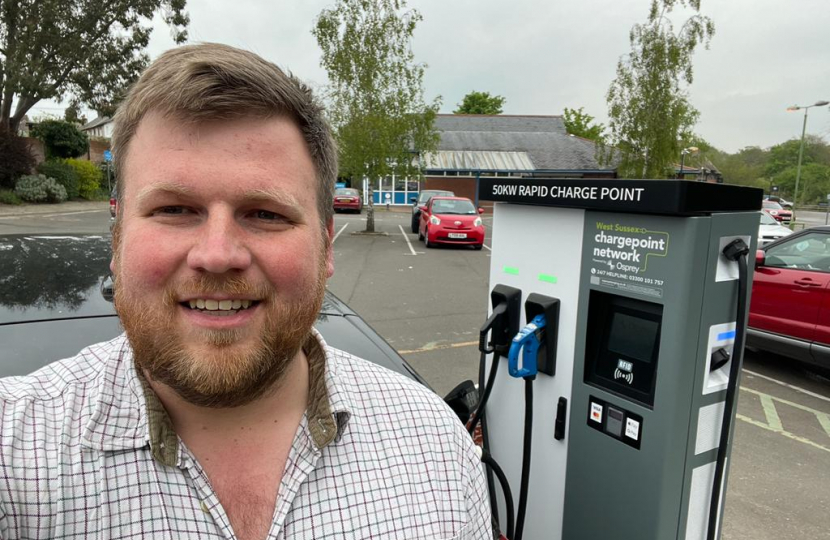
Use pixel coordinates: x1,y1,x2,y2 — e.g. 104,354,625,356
608,313,660,363
584,291,663,407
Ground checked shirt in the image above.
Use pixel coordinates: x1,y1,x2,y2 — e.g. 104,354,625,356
0,329,491,539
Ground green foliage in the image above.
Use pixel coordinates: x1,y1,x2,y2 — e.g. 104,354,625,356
454,91,506,115
606,0,714,178
15,174,68,203
563,107,606,144
0,189,23,205
37,160,80,199
31,120,89,159
313,0,441,233
0,130,36,189
0,1,189,133
65,159,103,199
64,104,87,126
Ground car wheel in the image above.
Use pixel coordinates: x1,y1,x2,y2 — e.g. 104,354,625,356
425,229,433,248
474,243,483,251
411,216,419,234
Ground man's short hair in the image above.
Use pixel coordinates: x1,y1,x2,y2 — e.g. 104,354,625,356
111,43,337,228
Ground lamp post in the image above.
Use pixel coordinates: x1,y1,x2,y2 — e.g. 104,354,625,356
786,100,829,216
679,146,699,179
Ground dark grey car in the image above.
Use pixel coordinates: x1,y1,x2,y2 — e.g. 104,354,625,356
0,234,426,384
410,189,454,233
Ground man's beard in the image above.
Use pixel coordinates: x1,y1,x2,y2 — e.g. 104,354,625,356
114,267,327,409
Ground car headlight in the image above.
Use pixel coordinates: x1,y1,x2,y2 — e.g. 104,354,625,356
430,215,441,225
474,217,482,227
769,210,778,215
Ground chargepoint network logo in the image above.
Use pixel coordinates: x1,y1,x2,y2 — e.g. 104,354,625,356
592,222,669,274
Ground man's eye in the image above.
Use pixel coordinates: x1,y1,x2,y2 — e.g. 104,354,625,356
158,206,187,215
254,210,283,221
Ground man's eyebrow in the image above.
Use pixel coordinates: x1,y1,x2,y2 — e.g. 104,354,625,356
243,188,302,209
135,182,195,206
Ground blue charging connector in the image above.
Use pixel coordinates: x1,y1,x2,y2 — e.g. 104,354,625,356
507,314,547,379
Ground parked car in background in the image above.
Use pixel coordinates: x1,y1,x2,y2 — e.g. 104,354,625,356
758,210,793,246
109,186,118,218
762,200,793,224
764,195,793,209
418,196,485,250
748,226,830,372
333,187,362,213
410,189,454,233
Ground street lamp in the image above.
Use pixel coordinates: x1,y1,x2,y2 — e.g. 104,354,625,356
786,100,829,216
679,147,699,179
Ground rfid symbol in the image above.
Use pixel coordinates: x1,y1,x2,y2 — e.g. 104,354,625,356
614,368,634,385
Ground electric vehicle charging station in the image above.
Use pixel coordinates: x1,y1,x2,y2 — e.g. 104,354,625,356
475,178,762,540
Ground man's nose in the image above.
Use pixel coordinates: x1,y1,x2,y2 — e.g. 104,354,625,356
186,211,252,274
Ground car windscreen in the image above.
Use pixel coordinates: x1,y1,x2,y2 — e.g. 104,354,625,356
335,188,359,197
418,191,452,204
759,212,778,225
763,201,783,210
431,199,476,215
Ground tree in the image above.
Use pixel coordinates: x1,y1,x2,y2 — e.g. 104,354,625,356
605,0,714,178
31,119,88,159
63,104,87,126
314,0,440,233
563,107,606,143
454,91,505,115
0,1,188,134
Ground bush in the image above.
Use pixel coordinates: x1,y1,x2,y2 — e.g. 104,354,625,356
0,130,36,190
65,159,103,199
37,160,80,199
31,119,89,159
15,174,68,203
0,189,23,205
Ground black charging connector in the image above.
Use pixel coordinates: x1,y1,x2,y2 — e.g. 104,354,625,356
524,293,560,376
722,238,750,261
480,284,522,354
710,348,731,372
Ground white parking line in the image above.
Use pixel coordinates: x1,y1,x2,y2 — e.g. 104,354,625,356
0,209,106,220
333,223,348,243
483,244,491,251
398,225,417,256
743,368,830,404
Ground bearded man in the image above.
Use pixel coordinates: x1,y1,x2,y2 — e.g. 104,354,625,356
0,43,490,540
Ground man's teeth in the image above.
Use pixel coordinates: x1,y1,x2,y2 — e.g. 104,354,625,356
188,299,253,311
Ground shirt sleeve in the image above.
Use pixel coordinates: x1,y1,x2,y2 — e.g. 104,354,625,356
461,434,493,539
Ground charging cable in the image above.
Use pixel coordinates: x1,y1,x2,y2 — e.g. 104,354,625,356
707,238,750,540
506,314,546,540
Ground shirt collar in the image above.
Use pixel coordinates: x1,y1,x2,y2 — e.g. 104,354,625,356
82,328,353,461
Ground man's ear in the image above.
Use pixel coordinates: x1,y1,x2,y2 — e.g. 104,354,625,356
325,218,335,278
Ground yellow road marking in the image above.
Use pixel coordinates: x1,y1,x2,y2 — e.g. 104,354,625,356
398,340,478,355
736,414,830,454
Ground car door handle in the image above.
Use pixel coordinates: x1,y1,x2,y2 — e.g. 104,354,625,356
794,279,822,287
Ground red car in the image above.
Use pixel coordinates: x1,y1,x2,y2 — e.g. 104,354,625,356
748,226,830,371
418,196,485,250
761,200,792,224
333,187,362,213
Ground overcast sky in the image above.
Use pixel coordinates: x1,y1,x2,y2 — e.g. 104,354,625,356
33,0,830,154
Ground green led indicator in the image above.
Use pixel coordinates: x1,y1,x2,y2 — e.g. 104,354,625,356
538,274,558,284
503,266,520,275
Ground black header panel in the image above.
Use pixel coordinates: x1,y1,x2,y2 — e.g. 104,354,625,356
477,178,762,216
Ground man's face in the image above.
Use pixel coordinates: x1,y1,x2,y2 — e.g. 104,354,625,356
112,112,334,408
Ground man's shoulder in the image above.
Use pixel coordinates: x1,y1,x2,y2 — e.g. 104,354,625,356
325,346,458,426
0,335,126,404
